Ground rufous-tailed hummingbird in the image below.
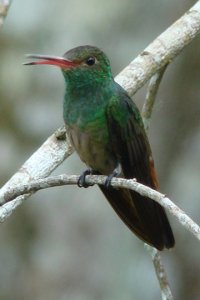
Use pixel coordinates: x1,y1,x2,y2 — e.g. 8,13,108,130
25,45,175,250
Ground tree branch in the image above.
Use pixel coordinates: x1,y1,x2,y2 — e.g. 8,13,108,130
1,3,200,298
0,1,200,227
145,245,174,300
1,174,200,244
0,128,73,222
142,65,168,131
0,0,11,28
142,63,173,298
115,1,200,96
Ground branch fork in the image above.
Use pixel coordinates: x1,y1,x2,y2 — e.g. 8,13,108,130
1,1,200,299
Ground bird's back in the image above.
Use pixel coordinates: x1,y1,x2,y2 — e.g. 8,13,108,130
99,84,175,250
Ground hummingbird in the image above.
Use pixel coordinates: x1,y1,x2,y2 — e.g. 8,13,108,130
25,45,175,250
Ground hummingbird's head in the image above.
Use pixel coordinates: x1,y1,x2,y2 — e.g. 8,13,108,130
24,45,113,88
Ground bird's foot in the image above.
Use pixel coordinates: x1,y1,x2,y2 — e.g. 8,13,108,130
78,168,95,188
105,164,121,189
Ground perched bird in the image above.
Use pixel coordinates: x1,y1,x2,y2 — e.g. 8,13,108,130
25,45,175,250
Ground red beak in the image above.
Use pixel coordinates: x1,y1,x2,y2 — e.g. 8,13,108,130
23,54,76,69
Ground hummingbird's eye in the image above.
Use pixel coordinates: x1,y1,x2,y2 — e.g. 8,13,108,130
85,57,96,66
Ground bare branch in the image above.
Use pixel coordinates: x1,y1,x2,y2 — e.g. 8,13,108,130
0,0,11,28
115,1,200,96
1,1,200,224
145,245,174,300
141,63,171,299
1,3,199,299
0,128,73,222
1,174,200,244
142,65,168,131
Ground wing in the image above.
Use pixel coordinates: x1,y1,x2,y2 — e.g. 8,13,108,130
100,86,174,250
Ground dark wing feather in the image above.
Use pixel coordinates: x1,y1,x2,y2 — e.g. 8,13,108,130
101,86,174,250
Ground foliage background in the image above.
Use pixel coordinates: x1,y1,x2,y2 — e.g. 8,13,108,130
0,1,200,299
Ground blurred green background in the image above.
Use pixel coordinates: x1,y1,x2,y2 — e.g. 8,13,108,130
1,0,200,299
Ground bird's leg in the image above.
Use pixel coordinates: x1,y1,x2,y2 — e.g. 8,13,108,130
105,163,122,189
78,168,96,188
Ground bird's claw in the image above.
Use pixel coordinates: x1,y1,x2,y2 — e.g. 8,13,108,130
104,174,114,189
104,171,118,189
104,164,121,189
77,169,94,188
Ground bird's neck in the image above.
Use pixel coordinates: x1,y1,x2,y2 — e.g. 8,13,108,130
63,78,115,128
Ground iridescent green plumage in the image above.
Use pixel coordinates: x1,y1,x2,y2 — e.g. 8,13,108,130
25,45,175,250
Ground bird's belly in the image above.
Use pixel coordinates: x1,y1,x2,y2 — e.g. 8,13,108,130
68,125,116,175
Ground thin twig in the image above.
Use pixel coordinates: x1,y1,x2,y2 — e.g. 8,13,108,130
0,0,11,28
1,174,200,245
141,65,172,298
142,65,168,131
0,3,199,300
0,1,200,222
145,245,174,300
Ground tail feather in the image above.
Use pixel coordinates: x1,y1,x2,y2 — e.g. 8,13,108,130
99,185,175,250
